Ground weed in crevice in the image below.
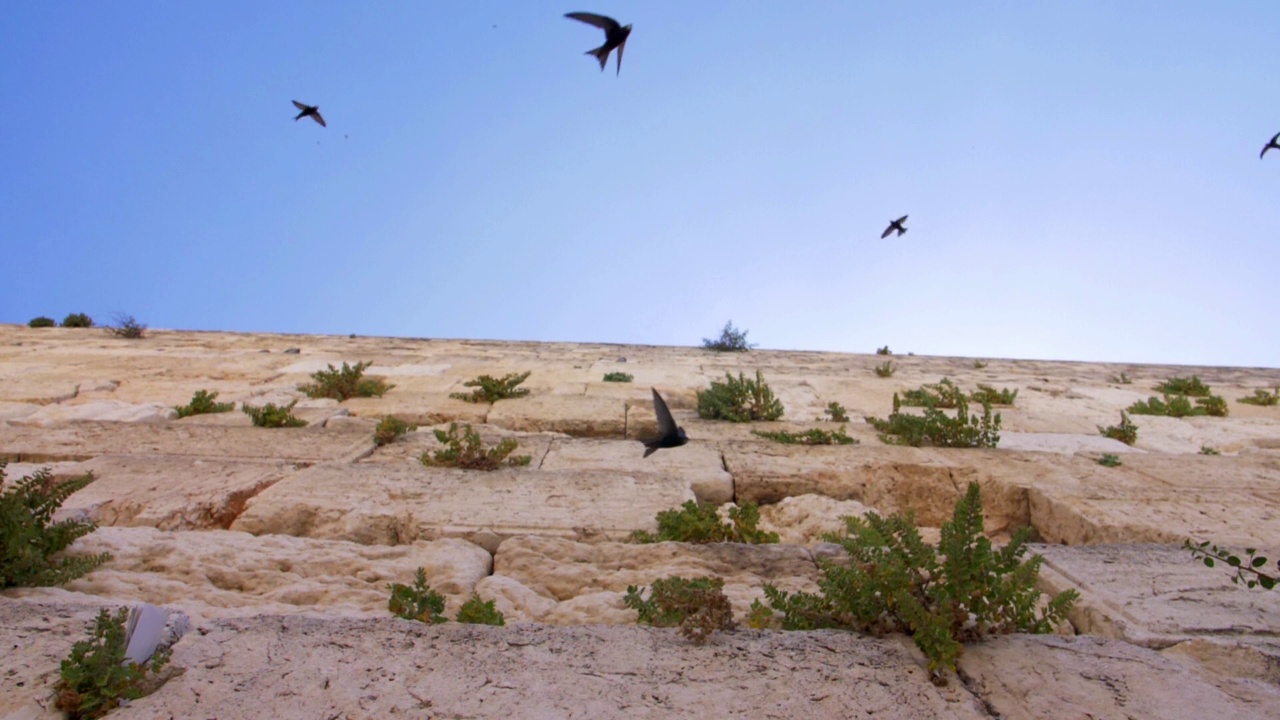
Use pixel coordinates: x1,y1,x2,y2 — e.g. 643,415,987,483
455,593,505,625
624,576,736,645
874,361,897,378
823,401,849,422
1238,388,1280,407
450,372,531,403
374,416,416,447
696,370,784,422
174,390,234,419
108,314,146,339
972,360,989,369
1098,453,1122,467
1185,539,1277,590
603,372,633,383
867,394,1000,449
702,320,755,352
1,461,111,589
61,313,93,328
1199,446,1220,456
1098,411,1137,446
242,400,307,428
1110,372,1132,385
298,361,393,401
876,346,892,356
419,423,530,470
630,500,779,544
898,378,965,409
968,384,1017,406
54,607,173,720
752,426,858,446
1155,375,1211,397
388,568,447,623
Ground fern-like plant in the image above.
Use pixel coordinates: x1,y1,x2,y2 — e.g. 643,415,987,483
696,370,784,422
450,372,531,403
758,483,1077,676
55,607,172,720
624,576,736,644
419,423,531,470
241,400,307,428
174,390,234,418
630,500,778,544
1,462,111,589
297,361,394,401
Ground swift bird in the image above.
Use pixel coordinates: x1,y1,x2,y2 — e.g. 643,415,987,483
881,215,908,239
292,100,326,127
1262,132,1280,159
565,12,632,75
643,388,687,458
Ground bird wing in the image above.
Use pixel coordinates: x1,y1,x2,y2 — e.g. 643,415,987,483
651,388,678,438
312,111,327,127
292,100,308,111
565,12,620,33
896,215,908,224
615,38,626,75
880,225,894,239
1264,132,1280,159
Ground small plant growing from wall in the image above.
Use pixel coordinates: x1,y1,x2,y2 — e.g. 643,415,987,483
28,316,55,328
696,370,784,422
1155,375,1211,397
241,401,308,428
298,361,393,401
624,576,736,645
374,416,415,446
388,568,447,623
874,361,897,378
455,593,505,626
968,384,1018,406
757,483,1078,678
899,378,965,409
1185,540,1276,590
1098,411,1137,446
602,372,633,383
823,401,849,422
867,394,1001,449
450,372,531,403
61,313,93,328
972,359,988,369
174,390,235,418
1238,388,1280,406
419,423,531,470
108,313,146,339
1110,372,1133,385
54,607,173,720
701,320,755,352
1097,453,1122,467
1,462,112,589
630,500,779,544
751,427,858,446
876,346,892,355
1199,446,1220,456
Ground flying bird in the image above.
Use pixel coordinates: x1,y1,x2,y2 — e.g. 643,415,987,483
565,12,632,75
642,388,687,458
880,215,908,239
292,100,326,128
1262,132,1280,159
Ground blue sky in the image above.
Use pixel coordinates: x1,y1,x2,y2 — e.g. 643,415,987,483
2,2,1277,367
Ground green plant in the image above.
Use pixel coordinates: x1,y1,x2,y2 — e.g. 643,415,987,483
1110,372,1132,385
1199,446,1220,456
108,313,146,339
874,361,897,378
297,361,393,401
28,316,55,328
61,313,93,328
241,400,308,428
1127,394,1227,418
624,576,736,644
1184,540,1276,590
450,371,531,403
751,426,858,446
701,320,755,352
1196,395,1229,417
420,423,531,470
759,483,1078,675
174,390,234,419
968,384,1017,406
1155,375,1211,397
55,607,172,720
374,416,416,447
630,500,779,544
695,370,784,422
898,378,965,409
866,394,1001,449
1098,411,1137,446
388,568,447,623
1238,388,1280,406
972,360,988,369
876,346,892,355
455,593,505,626
1,461,111,589
602,372,633,383
1098,453,1122,467
823,401,849,422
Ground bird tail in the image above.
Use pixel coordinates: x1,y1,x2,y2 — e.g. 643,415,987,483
586,47,608,71
642,445,657,458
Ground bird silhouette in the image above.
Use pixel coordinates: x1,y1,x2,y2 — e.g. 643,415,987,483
881,215,908,239
565,12,632,75
292,101,326,128
643,388,687,458
1262,132,1280,159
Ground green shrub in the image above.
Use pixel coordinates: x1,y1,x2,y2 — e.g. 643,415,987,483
1155,375,1211,397
455,593,505,626
758,482,1078,675
1199,446,1220,456
898,378,965,409
28,316,55,328
630,500,779,544
874,361,897,378
1196,395,1228,417
388,568,447,623
624,576,736,645
696,370,784,422
420,423,530,470
297,361,393,401
823,401,849,422
602,372,633,383
702,320,755,352
55,607,172,720
876,346,892,355
1098,454,1122,467
61,313,93,328
1127,394,1227,418
1110,372,1132,385
241,400,307,428
752,426,858,446
374,416,415,446
1098,411,1137,446
108,314,146,339
968,384,1017,406
450,371,531,403
174,390,234,419
1185,539,1276,590
972,360,988,369
1238,388,1280,406
1,462,111,589
866,394,1001,448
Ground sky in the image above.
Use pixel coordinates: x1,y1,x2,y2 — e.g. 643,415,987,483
2,2,1277,367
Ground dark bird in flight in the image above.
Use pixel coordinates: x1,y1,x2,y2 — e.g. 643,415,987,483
1262,132,1280,159
565,12,632,75
643,388,687,458
292,101,326,128
880,215,908,239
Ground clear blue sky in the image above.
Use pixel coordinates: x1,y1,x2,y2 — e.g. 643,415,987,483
3,2,1277,367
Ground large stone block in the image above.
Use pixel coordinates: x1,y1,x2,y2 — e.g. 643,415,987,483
539,437,733,504
487,394,626,437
